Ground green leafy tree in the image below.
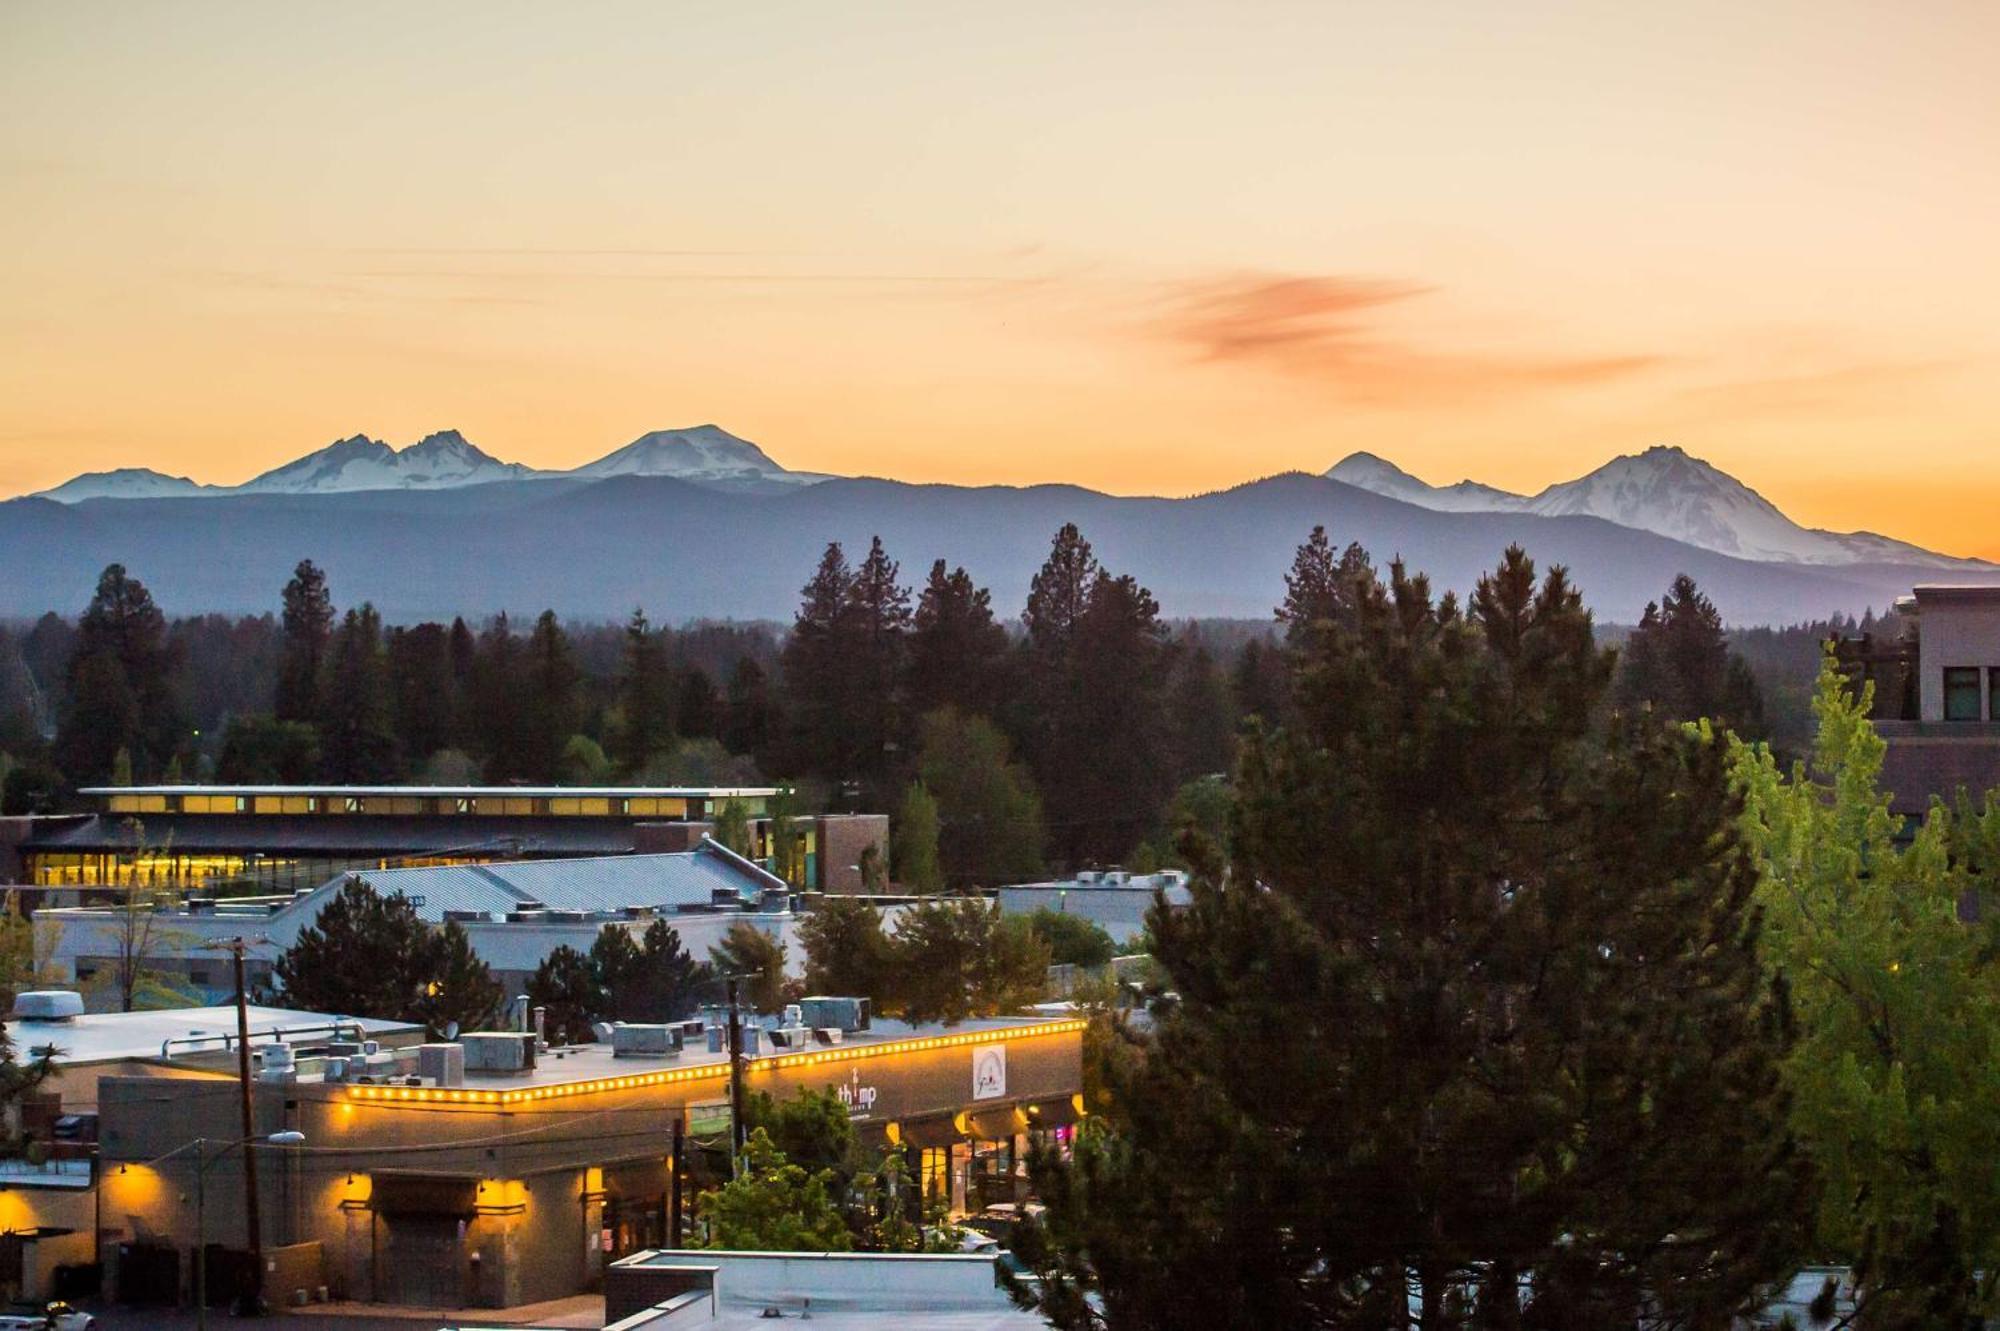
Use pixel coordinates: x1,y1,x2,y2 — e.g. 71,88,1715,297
710,797,753,859
914,708,1045,888
527,944,603,1045
216,715,321,783
892,898,1048,1024
709,921,788,1014
893,781,944,893
561,733,611,784
766,786,809,887
1011,545,1804,1329
744,1086,857,1178
1027,908,1115,968
276,559,334,725
797,895,892,1000
272,878,500,1038
1731,656,2000,1326
696,1128,853,1251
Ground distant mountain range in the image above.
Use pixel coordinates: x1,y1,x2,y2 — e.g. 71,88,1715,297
33,425,822,503
1326,445,1978,570
5,430,1990,626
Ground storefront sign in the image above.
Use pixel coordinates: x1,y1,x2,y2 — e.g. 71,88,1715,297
971,1044,1007,1100
834,1067,878,1117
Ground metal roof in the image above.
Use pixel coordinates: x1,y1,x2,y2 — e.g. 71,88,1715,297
292,841,785,925
79,784,779,798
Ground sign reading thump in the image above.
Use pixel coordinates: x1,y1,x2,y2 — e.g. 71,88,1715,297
971,1044,1007,1100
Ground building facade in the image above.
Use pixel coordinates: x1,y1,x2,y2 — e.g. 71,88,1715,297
1842,587,2000,817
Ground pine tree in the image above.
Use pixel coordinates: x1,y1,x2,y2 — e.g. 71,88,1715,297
914,708,1045,888
723,657,774,765
1616,573,1766,737
386,622,460,764
616,609,673,774
272,878,498,1037
1163,632,1236,784
521,610,582,781
414,921,502,1038
677,666,721,740
909,560,1010,719
843,536,913,793
471,614,525,780
798,894,892,1000
55,564,186,782
780,543,856,778
276,559,334,725
319,604,400,782
527,944,603,1044
709,922,788,1014
1275,525,1373,648
633,918,711,1021
1012,545,1805,1329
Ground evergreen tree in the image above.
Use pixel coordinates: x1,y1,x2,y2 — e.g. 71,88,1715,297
909,560,1010,719
893,781,944,892
276,559,334,724
797,894,892,1001
386,622,460,764
1012,546,1804,1329
709,921,788,1014
527,944,602,1044
1163,632,1236,784
587,925,647,1021
723,657,775,765
914,708,1045,888
1616,573,1766,737
1023,523,1099,659
1027,909,1115,968
632,918,711,1021
710,797,753,858
843,536,913,792
1230,635,1290,728
779,542,856,779
1275,525,1374,648
1731,658,2000,1325
272,878,499,1037
521,610,583,781
319,604,400,782
54,564,186,782
892,898,1048,1024
676,665,720,741
616,609,673,774
471,614,526,779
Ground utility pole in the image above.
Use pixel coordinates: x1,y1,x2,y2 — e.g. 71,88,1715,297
229,939,263,1316
668,1118,684,1249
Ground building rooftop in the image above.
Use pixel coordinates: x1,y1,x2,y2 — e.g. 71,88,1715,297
598,1249,1046,1331
340,1013,1087,1105
0,1001,419,1066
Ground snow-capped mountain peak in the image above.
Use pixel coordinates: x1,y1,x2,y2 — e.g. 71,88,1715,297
233,430,536,495
33,467,215,503
571,424,821,486
1328,442,1985,569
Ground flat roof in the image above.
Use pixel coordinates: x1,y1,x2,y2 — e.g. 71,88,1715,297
80,784,780,798
341,1014,1087,1106
3,1003,420,1065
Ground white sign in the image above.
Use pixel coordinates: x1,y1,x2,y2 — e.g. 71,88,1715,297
971,1044,1007,1101
835,1067,878,1117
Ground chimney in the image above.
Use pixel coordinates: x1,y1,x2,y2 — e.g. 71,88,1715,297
532,1005,547,1051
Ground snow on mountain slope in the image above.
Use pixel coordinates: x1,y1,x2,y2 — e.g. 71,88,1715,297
1326,452,1527,513
234,430,538,495
36,468,215,503
1329,444,1986,569
571,425,824,485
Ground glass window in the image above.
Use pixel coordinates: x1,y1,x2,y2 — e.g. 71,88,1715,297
1991,668,2000,723
1944,667,1983,721
253,796,284,814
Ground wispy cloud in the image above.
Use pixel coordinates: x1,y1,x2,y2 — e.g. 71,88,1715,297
1155,272,1662,404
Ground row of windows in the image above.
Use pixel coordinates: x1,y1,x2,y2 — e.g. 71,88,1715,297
108,794,704,818
1941,666,2000,722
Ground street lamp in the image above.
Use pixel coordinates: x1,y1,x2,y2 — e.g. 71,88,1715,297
192,1130,306,1327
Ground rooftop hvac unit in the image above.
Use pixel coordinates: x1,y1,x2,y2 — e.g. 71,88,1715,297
258,1044,296,1070
710,887,742,908
11,991,85,1022
798,996,871,1033
739,1025,763,1055
782,1004,803,1027
1073,871,1100,884
461,1032,536,1072
545,910,590,924
514,899,547,911
505,910,547,923
442,910,495,923
812,1027,843,1046
418,1042,466,1088
609,1024,684,1059
767,1026,810,1050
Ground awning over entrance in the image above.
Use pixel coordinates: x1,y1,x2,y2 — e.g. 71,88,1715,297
368,1172,478,1217
959,1105,1028,1142
1023,1096,1082,1131
896,1116,962,1149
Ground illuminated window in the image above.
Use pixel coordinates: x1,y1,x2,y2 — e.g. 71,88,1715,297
1944,667,1983,721
253,796,283,814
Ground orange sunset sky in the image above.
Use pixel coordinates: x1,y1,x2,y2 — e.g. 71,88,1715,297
3,2,1996,557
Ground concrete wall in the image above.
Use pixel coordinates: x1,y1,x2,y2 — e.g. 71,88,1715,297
1918,596,2000,720
609,1250,1011,1317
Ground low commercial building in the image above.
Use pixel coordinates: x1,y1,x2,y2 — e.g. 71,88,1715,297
0,993,419,1304
95,1006,1085,1309
4,784,887,898
42,839,800,1007
997,869,1189,946
598,1248,1041,1329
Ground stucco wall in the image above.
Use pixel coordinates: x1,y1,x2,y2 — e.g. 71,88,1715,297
1918,598,2000,720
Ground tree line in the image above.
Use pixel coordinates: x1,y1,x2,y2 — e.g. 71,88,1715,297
2,533,1785,881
